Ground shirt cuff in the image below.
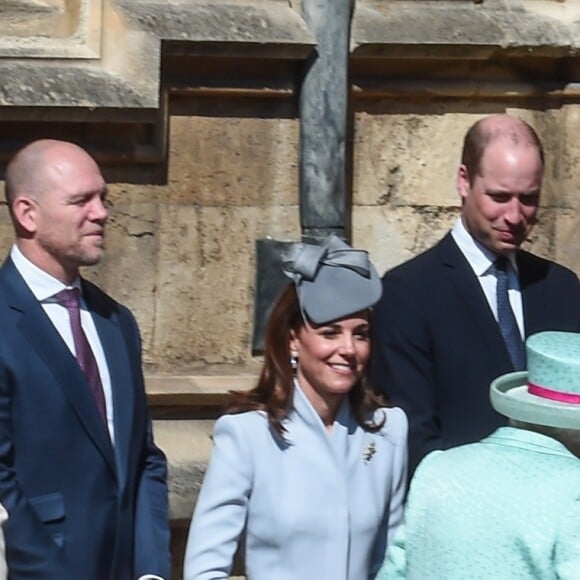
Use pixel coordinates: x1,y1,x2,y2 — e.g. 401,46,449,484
137,576,165,580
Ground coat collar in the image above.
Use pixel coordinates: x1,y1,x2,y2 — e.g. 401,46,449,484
290,379,354,435
483,426,578,460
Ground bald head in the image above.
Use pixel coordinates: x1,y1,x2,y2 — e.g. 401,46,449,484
5,140,99,209
461,115,545,186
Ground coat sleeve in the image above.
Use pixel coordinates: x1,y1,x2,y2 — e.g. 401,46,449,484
385,408,408,547
369,408,408,579
375,524,407,580
183,415,253,580
133,413,171,579
371,272,442,474
554,493,580,579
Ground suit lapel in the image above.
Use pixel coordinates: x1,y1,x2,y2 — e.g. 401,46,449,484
1,260,116,476
436,234,494,322
436,234,512,364
83,282,134,491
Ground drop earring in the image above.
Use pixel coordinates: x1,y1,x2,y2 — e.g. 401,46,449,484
290,351,299,372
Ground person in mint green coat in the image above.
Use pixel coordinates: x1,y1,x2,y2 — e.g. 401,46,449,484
378,330,580,580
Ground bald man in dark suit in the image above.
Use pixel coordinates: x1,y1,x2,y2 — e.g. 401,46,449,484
0,140,170,579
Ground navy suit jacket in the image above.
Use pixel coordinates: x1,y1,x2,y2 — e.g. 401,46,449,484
371,234,580,474
0,258,170,579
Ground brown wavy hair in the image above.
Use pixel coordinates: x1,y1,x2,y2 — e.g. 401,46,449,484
228,283,387,437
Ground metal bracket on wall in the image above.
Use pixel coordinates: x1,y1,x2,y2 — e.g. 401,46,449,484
252,239,294,353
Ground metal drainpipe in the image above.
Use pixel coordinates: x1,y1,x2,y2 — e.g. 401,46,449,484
299,0,352,243
252,0,353,350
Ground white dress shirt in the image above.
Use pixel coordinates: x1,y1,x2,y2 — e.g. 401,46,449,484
451,218,525,339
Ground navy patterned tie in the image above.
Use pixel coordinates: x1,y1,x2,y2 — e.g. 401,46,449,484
494,258,525,371
56,288,107,426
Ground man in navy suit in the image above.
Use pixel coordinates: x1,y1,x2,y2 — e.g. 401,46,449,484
0,140,170,579
371,114,580,474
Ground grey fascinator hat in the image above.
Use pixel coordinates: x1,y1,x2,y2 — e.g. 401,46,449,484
281,235,382,325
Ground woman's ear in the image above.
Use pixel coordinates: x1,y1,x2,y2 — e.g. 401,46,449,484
12,196,39,234
289,328,299,354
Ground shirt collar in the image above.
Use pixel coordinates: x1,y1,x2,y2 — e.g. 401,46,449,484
10,244,81,302
451,217,518,277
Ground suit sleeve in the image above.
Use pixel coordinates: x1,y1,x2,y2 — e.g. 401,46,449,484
133,413,171,579
0,361,66,579
183,415,253,580
385,408,408,547
371,272,442,475
124,311,171,580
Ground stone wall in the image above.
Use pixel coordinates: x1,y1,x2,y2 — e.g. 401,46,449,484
1,1,579,577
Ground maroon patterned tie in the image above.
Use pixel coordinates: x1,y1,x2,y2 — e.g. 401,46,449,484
56,288,107,426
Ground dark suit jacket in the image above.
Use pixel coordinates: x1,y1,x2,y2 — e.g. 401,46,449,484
371,233,580,474
0,258,170,580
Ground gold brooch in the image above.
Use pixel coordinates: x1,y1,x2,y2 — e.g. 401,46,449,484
363,441,376,463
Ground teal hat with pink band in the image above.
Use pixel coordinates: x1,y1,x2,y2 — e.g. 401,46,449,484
490,331,580,430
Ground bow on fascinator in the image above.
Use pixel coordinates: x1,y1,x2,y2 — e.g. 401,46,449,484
282,235,373,284
281,235,382,325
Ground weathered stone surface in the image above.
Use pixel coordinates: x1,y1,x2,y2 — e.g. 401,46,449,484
352,205,458,275
353,111,464,208
0,204,14,251
147,374,255,407
558,104,580,210
118,0,314,57
0,62,159,108
168,116,299,208
0,0,100,57
0,0,314,108
352,0,580,57
153,418,214,520
523,207,559,261
552,210,580,274
151,204,298,371
78,114,300,373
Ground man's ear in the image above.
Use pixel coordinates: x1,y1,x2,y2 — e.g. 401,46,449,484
456,164,470,203
12,196,39,234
